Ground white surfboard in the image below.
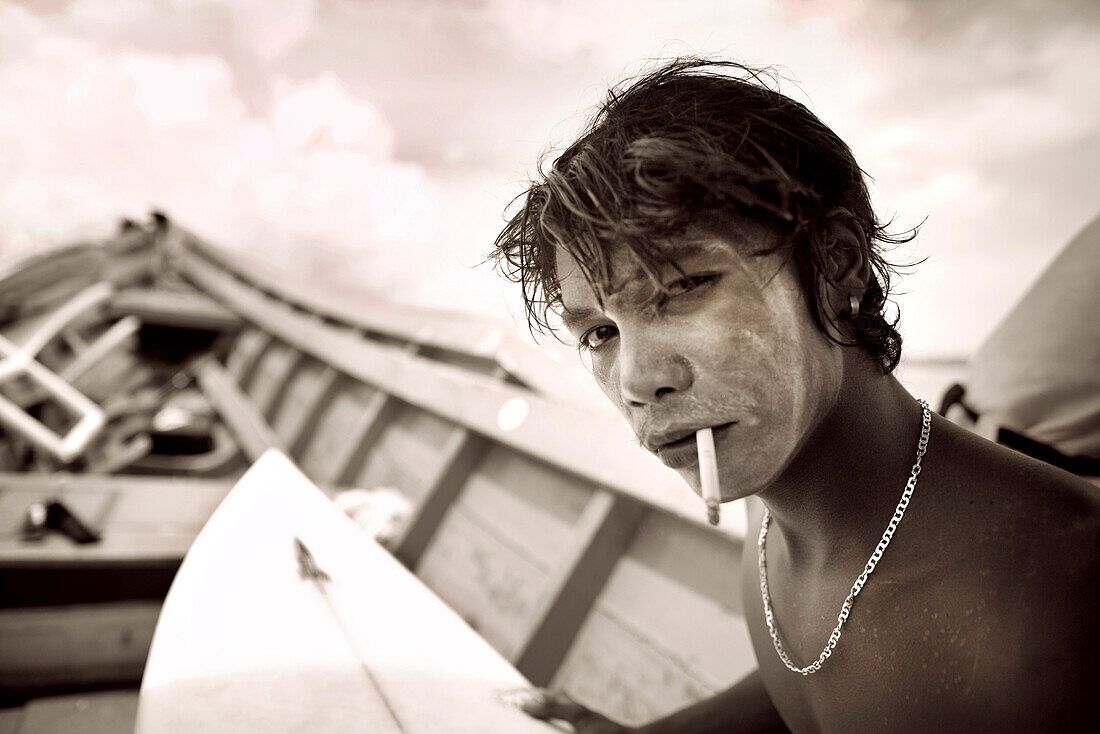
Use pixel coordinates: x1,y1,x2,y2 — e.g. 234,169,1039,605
136,450,561,733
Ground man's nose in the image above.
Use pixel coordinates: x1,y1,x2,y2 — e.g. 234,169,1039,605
616,334,693,407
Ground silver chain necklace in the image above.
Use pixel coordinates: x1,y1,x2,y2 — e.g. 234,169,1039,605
758,399,932,675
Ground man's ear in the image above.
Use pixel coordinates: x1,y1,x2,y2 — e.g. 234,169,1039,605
821,208,872,318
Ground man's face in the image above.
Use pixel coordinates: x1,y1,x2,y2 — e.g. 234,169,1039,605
555,222,844,500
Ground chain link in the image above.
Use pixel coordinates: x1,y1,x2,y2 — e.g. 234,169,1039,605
758,400,932,675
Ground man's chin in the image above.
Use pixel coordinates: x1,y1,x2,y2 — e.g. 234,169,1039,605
670,463,701,490
666,442,788,501
672,466,752,505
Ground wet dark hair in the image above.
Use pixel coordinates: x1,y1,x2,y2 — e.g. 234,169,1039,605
492,57,916,373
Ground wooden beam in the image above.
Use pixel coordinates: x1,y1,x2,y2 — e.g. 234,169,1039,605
173,226,608,409
285,365,342,460
6,281,114,358
110,287,242,331
393,364,506,569
278,314,341,458
317,341,419,487
510,489,645,686
0,601,160,692
225,329,271,386
17,692,138,734
193,356,282,461
61,326,88,352
0,472,234,563
254,347,305,420
0,471,235,493
180,250,745,540
8,316,141,410
392,425,490,570
177,229,510,366
320,388,403,487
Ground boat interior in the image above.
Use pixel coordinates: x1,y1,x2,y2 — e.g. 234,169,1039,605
0,215,754,731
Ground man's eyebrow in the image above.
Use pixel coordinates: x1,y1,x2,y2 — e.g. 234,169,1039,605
663,241,710,259
559,306,598,331
556,241,722,331
610,242,719,288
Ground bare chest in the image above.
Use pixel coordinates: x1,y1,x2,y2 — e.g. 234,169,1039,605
740,545,1001,733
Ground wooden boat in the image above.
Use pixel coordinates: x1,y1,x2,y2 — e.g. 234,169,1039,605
0,215,754,730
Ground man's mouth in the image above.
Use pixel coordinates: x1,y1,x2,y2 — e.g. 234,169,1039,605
647,422,737,468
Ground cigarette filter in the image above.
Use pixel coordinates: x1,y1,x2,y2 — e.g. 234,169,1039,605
696,428,721,526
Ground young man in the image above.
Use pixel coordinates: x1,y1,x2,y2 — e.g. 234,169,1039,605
492,59,1099,733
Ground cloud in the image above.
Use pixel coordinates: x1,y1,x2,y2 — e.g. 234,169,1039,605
2,0,1096,356
0,0,441,296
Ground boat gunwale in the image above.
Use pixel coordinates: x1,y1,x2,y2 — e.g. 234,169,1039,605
169,224,604,407
174,236,745,540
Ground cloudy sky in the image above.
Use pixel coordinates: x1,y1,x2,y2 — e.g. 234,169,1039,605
1,0,1098,361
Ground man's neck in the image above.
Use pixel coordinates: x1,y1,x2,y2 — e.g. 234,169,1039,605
755,363,926,571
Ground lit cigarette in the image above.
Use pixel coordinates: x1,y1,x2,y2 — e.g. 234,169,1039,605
696,428,721,526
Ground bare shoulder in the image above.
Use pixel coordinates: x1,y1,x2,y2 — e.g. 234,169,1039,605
920,417,1100,729
927,415,1100,545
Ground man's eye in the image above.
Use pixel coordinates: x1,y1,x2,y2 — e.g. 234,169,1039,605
578,324,617,351
663,273,720,296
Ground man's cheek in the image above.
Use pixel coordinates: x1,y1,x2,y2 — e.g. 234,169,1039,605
710,334,784,391
593,362,625,411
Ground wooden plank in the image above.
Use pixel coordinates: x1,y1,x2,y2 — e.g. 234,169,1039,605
246,341,298,417
545,517,755,721
178,230,513,366
548,607,717,728
383,363,506,566
351,402,457,499
326,342,422,487
100,249,155,292
257,347,305,422
295,380,377,480
321,390,403,487
0,601,159,690
193,356,282,461
61,315,140,385
179,250,747,539
590,556,755,689
0,249,105,325
0,473,233,563
18,691,139,734
414,504,550,660
409,443,612,662
392,426,490,569
0,708,19,734
0,484,115,540
110,287,242,331
416,345,500,378
511,489,645,686
4,281,113,358
173,225,612,407
0,471,237,493
625,511,745,614
225,328,269,385
454,445,591,566
279,363,340,455
60,325,88,352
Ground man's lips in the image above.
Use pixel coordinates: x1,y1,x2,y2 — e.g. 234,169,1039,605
646,422,737,468
644,422,737,452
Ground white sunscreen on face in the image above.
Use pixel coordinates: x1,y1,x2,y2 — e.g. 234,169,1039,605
696,428,721,526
